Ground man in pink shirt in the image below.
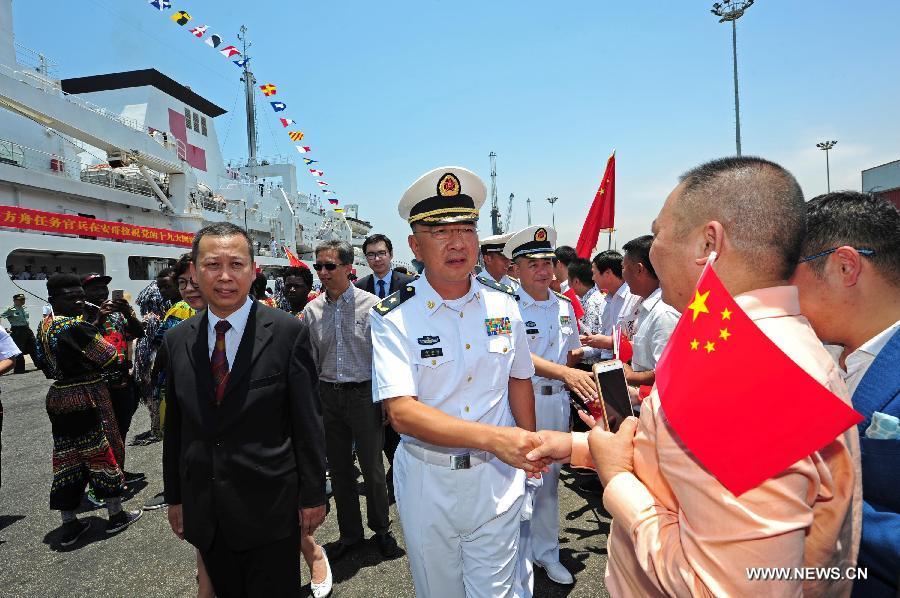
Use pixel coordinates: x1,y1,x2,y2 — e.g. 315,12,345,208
529,156,861,597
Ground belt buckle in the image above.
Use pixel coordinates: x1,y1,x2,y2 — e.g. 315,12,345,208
450,454,471,470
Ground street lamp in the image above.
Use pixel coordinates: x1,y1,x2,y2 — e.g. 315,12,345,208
711,0,754,156
816,140,837,193
546,196,558,228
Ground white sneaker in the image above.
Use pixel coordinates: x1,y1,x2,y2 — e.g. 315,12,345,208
311,549,333,598
535,559,574,585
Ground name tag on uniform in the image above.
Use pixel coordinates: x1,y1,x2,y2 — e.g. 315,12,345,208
417,335,440,345
559,315,571,326
420,348,443,358
526,328,540,335
484,317,512,336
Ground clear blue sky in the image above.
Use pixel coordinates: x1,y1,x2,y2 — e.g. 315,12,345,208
11,0,900,260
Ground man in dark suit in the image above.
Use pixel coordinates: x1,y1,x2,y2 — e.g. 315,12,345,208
793,191,900,597
355,233,416,299
163,222,326,597
355,233,415,494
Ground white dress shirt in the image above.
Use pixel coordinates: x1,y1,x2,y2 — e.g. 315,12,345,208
597,282,642,360
374,269,393,298
631,287,680,372
206,296,254,370
517,287,581,377
834,320,900,395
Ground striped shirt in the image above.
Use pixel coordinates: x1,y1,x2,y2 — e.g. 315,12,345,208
302,283,378,383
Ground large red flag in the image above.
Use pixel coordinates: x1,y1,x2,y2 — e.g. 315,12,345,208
654,263,862,496
282,245,306,268
575,152,615,259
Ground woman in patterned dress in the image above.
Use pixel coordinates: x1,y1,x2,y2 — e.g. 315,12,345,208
35,274,142,546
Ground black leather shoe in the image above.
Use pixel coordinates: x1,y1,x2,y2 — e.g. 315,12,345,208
374,531,403,559
325,540,362,562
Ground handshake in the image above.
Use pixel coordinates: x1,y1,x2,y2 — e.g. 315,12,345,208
492,416,641,486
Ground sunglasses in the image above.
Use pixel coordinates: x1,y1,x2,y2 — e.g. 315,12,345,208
799,247,876,263
177,278,200,290
313,263,339,271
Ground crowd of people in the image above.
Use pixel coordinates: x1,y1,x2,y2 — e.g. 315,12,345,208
0,155,897,598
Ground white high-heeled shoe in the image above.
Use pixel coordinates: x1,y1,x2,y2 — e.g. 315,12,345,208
311,549,333,598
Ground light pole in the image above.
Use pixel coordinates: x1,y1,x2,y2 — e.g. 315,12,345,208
817,140,837,193
711,0,754,156
546,196,558,228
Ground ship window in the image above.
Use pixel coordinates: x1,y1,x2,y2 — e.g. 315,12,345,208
192,112,200,133
200,116,208,137
6,249,104,280
127,256,178,281
184,108,191,128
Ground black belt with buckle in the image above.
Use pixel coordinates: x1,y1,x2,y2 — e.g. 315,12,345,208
321,380,370,391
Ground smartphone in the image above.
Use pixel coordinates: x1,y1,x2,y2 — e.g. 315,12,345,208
112,289,124,302
592,359,634,433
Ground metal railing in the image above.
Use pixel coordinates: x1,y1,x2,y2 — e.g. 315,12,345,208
0,137,79,178
79,165,167,198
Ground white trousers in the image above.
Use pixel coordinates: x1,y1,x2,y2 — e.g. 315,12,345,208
394,443,526,598
524,392,570,563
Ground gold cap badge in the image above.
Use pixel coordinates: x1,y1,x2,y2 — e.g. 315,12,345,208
534,228,548,242
438,173,461,197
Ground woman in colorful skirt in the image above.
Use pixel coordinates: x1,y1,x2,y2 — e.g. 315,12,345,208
35,274,143,547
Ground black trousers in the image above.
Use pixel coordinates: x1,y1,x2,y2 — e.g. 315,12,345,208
9,326,36,374
108,380,138,445
320,381,390,544
201,526,301,598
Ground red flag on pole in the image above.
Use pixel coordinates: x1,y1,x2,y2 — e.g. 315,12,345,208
282,245,305,268
575,152,616,259
654,260,862,496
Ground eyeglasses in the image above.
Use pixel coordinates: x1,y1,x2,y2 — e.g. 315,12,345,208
313,263,339,271
365,250,389,260
799,247,876,263
177,278,200,290
415,226,478,241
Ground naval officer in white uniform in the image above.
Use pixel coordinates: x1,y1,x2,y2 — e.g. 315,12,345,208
370,167,549,597
480,232,519,290
504,226,581,589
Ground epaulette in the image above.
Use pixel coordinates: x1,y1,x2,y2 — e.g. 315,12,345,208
476,275,518,298
554,290,572,303
373,284,415,315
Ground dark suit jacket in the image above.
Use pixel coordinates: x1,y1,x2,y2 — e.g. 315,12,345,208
852,328,900,597
355,269,415,297
162,301,326,552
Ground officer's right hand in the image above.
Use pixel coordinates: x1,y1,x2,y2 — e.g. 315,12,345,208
561,368,599,403
493,427,550,478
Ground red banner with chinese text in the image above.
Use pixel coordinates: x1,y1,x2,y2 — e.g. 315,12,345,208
0,205,194,247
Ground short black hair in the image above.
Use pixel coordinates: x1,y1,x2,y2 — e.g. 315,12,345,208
252,272,268,299
314,240,354,265
191,222,255,264
592,250,623,278
554,245,578,267
363,233,393,255
283,266,313,289
623,235,657,279
156,266,176,280
802,191,900,283
47,273,81,298
173,253,192,279
676,156,805,279
567,258,593,287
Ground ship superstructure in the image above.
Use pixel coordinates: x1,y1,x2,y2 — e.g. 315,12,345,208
0,0,371,305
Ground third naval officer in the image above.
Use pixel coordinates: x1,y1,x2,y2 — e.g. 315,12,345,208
480,232,519,290
370,166,549,597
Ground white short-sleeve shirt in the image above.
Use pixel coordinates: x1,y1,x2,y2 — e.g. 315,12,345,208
631,287,681,372
371,274,535,451
516,287,581,378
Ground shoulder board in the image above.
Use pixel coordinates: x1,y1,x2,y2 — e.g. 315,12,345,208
476,275,518,297
373,284,415,316
554,290,572,303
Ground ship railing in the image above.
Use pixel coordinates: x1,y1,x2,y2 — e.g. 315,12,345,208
189,192,229,214
0,60,146,134
0,136,79,179
13,43,59,79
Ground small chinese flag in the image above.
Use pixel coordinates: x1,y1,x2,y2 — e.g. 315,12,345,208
259,84,277,96
616,327,633,363
655,263,862,496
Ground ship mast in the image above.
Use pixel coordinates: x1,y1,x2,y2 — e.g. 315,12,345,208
237,25,258,167
489,151,502,235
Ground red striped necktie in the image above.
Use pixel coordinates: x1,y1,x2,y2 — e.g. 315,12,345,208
211,319,231,405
